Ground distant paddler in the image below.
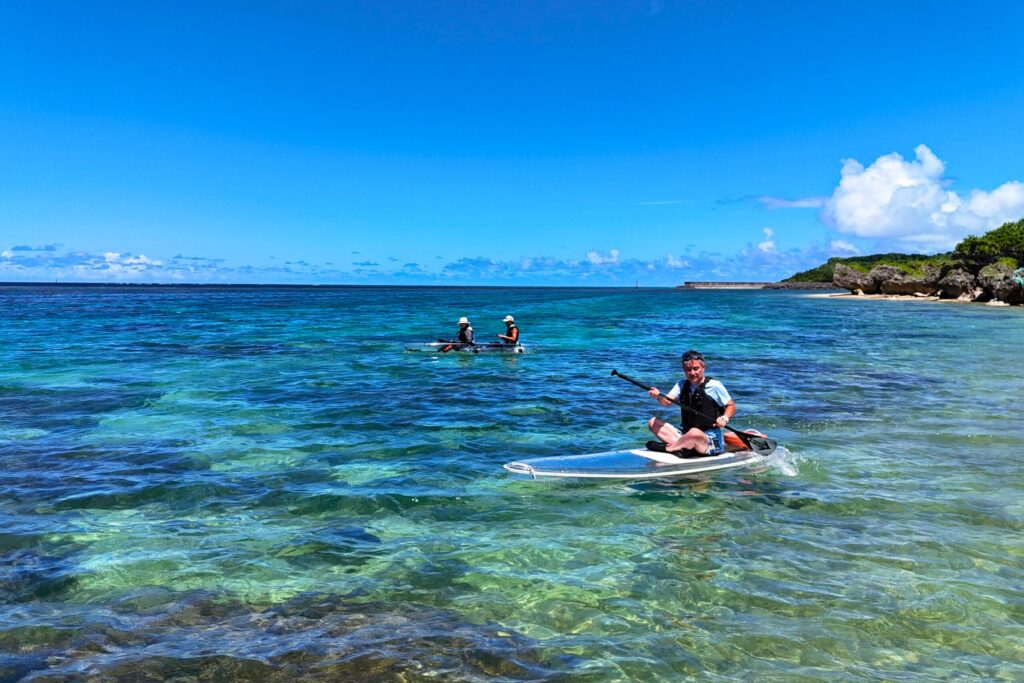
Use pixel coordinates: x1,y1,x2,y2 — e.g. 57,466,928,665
497,315,519,345
440,316,475,353
647,349,735,455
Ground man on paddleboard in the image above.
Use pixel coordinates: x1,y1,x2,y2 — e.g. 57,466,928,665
497,315,519,345
647,349,736,455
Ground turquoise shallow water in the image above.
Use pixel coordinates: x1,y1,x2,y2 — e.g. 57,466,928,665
1,285,1023,681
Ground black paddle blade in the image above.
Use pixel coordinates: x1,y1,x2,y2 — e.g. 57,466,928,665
743,436,778,456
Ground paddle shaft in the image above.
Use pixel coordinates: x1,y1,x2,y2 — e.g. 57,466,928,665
610,369,777,453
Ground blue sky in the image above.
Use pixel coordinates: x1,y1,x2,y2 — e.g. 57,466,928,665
2,0,1023,285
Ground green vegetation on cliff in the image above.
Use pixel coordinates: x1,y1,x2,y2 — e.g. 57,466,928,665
783,218,1024,282
955,218,1024,267
785,253,952,282
784,259,842,283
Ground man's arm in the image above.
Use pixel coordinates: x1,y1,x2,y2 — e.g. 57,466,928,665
648,383,680,407
716,399,736,428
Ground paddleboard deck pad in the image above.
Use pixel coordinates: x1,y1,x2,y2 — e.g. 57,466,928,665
504,446,761,480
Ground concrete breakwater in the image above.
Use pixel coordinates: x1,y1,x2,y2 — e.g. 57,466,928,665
678,281,770,289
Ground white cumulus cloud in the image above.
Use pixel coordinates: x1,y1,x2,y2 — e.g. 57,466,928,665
586,248,620,265
96,251,163,274
824,144,1024,251
123,254,161,266
757,228,776,253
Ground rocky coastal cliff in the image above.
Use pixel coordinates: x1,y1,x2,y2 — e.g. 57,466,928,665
832,261,1023,304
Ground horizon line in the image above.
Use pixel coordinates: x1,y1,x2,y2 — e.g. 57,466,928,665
0,281,690,290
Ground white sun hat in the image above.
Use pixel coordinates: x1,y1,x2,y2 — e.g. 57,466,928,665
458,316,470,324
502,315,515,322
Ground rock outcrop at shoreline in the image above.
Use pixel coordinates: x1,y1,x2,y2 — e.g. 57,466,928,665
833,262,1023,305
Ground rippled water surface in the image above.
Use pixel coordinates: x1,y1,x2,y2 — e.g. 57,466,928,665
2,285,1022,681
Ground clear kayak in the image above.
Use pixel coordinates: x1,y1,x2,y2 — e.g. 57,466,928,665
503,445,761,480
406,342,526,354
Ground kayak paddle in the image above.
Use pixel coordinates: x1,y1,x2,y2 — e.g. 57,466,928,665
611,369,778,456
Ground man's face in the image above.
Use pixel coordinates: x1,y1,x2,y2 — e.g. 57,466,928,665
682,360,705,382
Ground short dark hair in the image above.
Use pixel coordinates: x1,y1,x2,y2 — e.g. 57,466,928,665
681,349,704,364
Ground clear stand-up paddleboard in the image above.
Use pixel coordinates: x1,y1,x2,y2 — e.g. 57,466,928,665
406,342,526,354
503,446,761,480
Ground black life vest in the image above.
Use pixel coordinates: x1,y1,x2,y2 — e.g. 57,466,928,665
458,326,474,344
680,378,723,431
502,323,518,344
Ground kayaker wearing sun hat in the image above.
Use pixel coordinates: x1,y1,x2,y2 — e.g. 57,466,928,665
439,316,475,353
456,317,475,345
497,315,519,344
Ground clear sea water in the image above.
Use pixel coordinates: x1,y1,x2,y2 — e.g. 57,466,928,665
2,285,1022,682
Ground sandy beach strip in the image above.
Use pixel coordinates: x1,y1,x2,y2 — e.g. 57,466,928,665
804,292,1014,306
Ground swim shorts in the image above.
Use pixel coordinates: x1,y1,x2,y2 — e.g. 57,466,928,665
703,428,725,456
